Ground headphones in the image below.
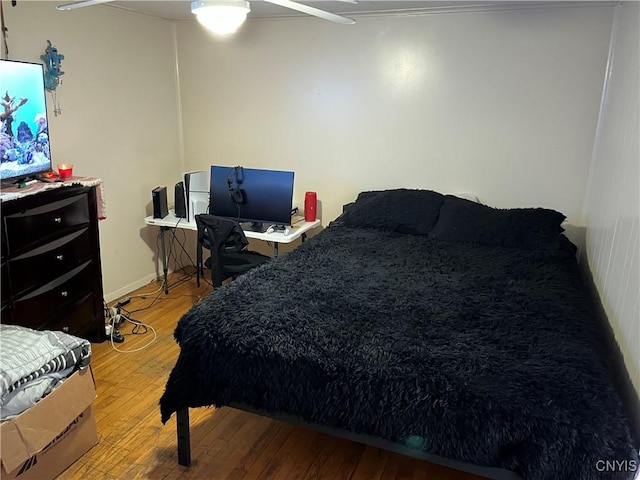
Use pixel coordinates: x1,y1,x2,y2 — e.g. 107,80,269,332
227,166,246,204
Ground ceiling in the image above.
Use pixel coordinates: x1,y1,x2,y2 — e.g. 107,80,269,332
103,1,528,21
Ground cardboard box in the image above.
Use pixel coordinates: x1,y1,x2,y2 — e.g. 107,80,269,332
1,367,98,480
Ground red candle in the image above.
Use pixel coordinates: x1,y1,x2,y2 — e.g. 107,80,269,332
58,164,73,179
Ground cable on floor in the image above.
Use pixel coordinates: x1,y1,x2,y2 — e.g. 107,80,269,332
104,304,157,354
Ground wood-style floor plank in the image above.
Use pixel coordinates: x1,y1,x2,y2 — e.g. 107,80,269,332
57,271,489,480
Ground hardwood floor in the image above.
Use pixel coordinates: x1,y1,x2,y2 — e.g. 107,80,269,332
59,271,488,480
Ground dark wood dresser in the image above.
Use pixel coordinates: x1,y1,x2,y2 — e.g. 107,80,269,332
1,185,106,342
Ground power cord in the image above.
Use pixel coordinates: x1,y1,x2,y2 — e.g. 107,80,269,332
103,301,124,342
103,299,157,353
161,227,197,281
168,227,196,272
124,270,200,314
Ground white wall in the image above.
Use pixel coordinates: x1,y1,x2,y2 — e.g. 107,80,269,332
3,3,620,303
3,2,181,300
176,5,613,231
582,1,640,393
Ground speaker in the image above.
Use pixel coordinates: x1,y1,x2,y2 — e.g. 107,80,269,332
174,182,186,218
304,191,317,222
152,186,169,219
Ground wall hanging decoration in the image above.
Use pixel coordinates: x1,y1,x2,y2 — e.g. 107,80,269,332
41,40,64,115
41,40,64,90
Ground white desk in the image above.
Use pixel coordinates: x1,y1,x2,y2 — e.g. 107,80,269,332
144,210,320,293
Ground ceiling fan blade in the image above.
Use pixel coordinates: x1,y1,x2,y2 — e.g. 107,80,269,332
57,0,113,11
265,0,355,24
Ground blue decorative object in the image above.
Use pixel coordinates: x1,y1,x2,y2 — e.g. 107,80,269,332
40,40,65,91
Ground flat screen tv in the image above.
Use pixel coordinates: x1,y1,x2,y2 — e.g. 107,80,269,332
0,59,53,183
209,165,295,229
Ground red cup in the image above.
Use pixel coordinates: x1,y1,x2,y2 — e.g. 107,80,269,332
58,164,73,180
304,191,317,222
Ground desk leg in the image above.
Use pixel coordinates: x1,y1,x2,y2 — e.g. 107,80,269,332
159,226,169,294
271,233,306,258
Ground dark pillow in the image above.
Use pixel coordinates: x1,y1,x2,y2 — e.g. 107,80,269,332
502,208,566,249
340,189,444,235
430,195,566,249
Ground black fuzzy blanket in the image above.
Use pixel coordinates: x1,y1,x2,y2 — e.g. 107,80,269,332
160,224,638,480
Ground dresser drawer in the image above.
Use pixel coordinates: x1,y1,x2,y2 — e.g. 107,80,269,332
1,226,6,261
4,193,90,256
1,261,9,305
13,261,94,328
1,303,13,324
46,293,95,337
9,228,93,296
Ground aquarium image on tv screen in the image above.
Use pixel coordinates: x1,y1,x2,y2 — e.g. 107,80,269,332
0,59,52,182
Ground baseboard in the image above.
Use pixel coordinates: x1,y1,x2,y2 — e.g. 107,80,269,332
104,272,162,303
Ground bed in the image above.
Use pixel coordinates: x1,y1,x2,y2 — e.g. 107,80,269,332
160,189,639,480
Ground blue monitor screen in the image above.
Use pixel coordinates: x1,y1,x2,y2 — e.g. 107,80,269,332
209,165,295,227
0,59,53,182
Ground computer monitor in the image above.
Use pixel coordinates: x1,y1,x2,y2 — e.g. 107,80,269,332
209,165,295,229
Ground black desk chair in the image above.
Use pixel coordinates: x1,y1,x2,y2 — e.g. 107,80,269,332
195,214,271,288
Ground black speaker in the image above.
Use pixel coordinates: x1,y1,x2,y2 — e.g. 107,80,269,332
174,181,186,218
152,186,169,219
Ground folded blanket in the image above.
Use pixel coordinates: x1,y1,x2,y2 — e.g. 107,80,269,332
0,324,91,419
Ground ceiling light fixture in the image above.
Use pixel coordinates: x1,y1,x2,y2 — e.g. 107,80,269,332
191,0,251,35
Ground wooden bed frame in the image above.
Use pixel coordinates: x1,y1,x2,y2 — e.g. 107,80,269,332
174,405,522,480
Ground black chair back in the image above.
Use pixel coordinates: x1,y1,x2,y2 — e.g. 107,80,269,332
195,214,270,288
